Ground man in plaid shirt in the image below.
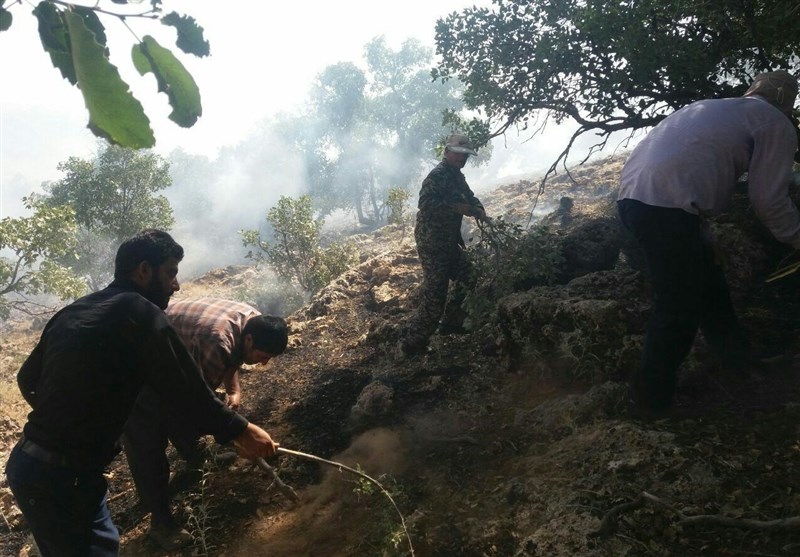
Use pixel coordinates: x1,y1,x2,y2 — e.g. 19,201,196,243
122,297,288,550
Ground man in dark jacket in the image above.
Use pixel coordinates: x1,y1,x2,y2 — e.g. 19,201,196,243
398,134,488,356
5,229,278,557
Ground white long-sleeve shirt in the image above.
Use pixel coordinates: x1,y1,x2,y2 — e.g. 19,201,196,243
619,96,800,248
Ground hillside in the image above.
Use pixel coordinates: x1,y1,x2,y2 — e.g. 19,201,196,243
3,156,800,556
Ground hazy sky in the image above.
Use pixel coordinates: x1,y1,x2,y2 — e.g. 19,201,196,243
1,0,612,218
4,0,516,215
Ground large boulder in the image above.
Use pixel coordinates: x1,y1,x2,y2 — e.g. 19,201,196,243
496,269,649,381
557,217,623,283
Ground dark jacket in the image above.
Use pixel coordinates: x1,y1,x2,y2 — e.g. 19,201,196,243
17,279,247,470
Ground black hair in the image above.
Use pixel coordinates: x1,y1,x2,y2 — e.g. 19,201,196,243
243,315,288,355
114,229,184,280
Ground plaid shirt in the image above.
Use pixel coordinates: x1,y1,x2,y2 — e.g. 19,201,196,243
166,297,260,389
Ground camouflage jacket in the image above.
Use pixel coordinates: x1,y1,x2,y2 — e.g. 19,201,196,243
415,161,484,251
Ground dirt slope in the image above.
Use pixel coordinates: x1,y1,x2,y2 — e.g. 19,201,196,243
3,156,800,557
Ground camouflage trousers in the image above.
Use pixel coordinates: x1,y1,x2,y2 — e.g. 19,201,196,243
402,243,472,349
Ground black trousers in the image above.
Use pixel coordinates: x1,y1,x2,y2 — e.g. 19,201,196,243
617,199,747,411
122,386,204,525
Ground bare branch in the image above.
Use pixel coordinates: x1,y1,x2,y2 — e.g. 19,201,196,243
276,446,415,557
592,491,800,539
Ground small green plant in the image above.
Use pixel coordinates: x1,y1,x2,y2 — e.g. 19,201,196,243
386,187,412,225
350,467,410,555
557,330,605,382
241,195,358,294
185,460,216,557
276,447,415,556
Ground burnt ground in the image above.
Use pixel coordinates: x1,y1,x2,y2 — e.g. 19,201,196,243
3,158,800,556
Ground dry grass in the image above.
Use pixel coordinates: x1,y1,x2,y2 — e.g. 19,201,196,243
0,329,38,427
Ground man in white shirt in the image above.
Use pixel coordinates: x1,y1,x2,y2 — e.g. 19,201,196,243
617,70,800,416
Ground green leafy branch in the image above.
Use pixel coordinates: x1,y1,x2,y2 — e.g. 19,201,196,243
1,0,208,148
0,197,86,320
461,217,563,331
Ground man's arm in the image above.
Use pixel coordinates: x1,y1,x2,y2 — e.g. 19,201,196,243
17,342,44,407
223,369,242,410
140,316,275,459
463,181,486,220
455,201,486,219
748,120,800,248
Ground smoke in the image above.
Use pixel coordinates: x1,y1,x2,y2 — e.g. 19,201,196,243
165,122,307,279
234,428,408,555
286,428,407,527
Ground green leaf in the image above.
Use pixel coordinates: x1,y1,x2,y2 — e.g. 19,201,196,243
33,1,76,84
64,10,155,148
132,35,202,127
161,12,209,57
0,8,11,32
72,6,107,48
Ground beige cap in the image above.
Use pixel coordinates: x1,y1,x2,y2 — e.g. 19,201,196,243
445,134,478,156
743,70,798,115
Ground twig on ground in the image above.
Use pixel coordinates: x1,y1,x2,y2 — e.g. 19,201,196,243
255,458,300,502
591,491,800,539
766,251,800,282
276,446,415,557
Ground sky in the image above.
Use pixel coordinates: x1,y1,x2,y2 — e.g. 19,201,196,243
0,0,615,275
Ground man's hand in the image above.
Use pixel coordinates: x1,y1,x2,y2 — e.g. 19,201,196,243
452,202,474,216
453,203,487,219
225,392,241,411
233,422,278,460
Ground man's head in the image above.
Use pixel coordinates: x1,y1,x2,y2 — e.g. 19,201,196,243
242,315,289,365
443,133,478,169
115,229,184,309
743,70,799,116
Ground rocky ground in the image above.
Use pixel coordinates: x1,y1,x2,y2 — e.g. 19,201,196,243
3,156,800,556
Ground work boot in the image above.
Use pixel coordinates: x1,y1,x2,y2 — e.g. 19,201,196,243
148,521,193,551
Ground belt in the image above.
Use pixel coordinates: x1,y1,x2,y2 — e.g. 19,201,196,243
19,436,73,468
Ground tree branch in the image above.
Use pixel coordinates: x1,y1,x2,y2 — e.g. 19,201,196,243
47,0,159,20
591,491,800,539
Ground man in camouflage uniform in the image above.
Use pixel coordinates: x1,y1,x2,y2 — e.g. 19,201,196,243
398,134,488,356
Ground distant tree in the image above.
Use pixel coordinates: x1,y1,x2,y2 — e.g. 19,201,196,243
241,195,357,294
0,0,209,148
294,36,478,225
434,0,800,177
386,187,411,225
44,143,174,289
0,197,86,320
